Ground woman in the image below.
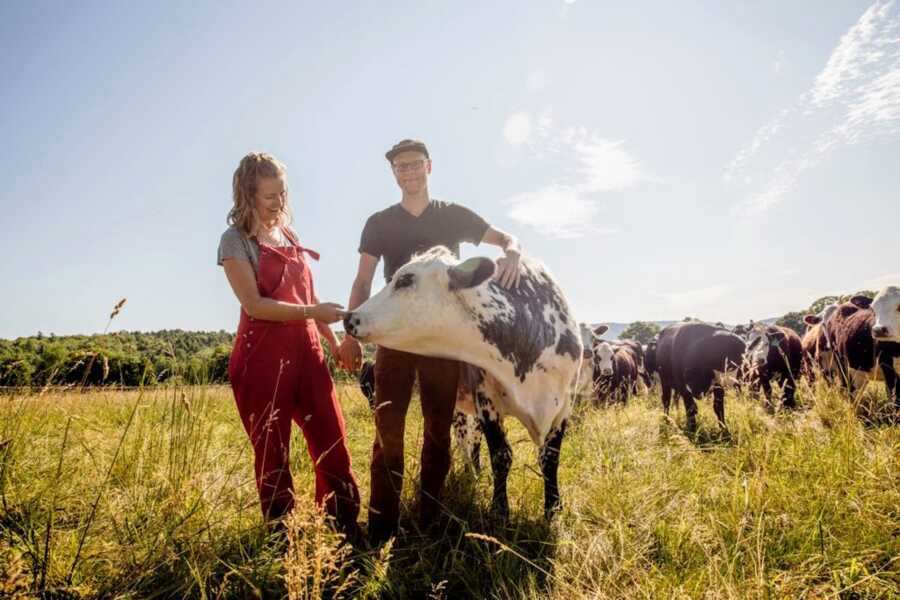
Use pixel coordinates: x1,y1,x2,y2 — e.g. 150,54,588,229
217,152,359,533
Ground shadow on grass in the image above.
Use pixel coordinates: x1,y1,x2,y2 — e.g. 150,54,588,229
365,468,561,599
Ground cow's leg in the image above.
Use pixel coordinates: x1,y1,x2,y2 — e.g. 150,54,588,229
539,420,567,519
452,409,482,472
781,374,797,410
760,377,774,412
476,393,512,518
712,386,727,430
661,382,673,414
681,390,698,436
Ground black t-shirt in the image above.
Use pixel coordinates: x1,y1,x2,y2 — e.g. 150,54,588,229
359,199,490,282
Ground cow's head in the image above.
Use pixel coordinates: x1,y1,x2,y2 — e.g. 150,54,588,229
579,323,608,359
803,303,839,346
743,324,785,367
343,246,496,355
594,341,615,377
870,286,900,342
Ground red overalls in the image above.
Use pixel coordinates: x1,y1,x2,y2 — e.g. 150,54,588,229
228,229,360,529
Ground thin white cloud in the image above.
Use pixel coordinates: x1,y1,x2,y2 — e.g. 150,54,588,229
660,285,733,310
504,184,617,239
500,110,646,238
503,112,532,145
574,138,644,192
728,0,900,215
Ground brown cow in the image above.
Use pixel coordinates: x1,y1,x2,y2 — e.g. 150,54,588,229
800,304,839,381
829,296,900,409
656,322,746,435
593,341,639,405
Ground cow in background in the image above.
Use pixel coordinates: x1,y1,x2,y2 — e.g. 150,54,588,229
656,322,746,435
829,294,900,410
735,323,803,409
593,341,639,405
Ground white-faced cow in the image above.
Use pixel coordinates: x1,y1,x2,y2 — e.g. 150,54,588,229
592,341,639,405
828,294,900,410
733,323,803,409
801,303,839,381
344,246,582,518
655,322,746,435
573,323,608,400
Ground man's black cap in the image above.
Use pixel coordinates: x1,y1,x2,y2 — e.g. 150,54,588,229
385,139,430,163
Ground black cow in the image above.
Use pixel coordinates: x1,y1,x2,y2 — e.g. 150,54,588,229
656,322,746,435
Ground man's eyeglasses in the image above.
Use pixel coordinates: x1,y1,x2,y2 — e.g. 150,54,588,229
392,159,428,173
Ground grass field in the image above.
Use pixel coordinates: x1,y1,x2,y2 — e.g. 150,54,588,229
1,379,898,599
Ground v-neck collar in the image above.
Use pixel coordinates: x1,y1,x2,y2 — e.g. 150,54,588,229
398,199,432,219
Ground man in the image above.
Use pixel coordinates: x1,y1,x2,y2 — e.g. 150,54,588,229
338,139,523,543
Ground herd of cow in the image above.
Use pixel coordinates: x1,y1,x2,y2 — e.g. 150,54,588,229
342,246,900,520
576,289,900,436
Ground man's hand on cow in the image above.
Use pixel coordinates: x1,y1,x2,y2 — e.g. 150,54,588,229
495,250,523,289
338,336,363,372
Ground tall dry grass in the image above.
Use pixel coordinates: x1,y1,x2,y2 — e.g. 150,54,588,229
0,374,897,598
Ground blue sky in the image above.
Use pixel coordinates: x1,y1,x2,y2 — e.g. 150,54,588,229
1,1,898,339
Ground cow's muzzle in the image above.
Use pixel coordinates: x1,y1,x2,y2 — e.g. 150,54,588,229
872,325,890,339
343,312,361,338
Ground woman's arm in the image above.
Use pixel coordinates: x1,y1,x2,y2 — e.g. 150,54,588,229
312,292,340,353
222,258,344,323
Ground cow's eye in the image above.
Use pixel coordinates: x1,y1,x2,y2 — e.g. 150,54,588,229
394,273,415,290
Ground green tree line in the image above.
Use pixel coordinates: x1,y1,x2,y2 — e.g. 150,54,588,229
0,329,369,388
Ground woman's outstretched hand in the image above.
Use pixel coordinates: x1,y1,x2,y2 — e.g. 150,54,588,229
308,302,346,324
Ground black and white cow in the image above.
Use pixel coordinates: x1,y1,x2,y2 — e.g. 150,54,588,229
344,246,582,518
733,323,803,409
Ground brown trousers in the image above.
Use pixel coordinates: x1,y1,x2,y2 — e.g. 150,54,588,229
368,346,459,541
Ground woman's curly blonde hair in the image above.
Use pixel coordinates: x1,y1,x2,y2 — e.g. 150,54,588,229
229,152,294,237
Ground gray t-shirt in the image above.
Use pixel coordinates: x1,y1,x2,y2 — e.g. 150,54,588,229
217,225,298,274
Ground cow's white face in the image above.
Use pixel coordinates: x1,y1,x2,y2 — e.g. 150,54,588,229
579,323,607,360
743,325,785,367
871,286,900,342
344,247,495,355
804,303,839,329
594,342,614,376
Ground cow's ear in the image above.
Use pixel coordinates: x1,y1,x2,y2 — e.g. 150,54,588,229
593,324,609,336
850,295,873,309
448,257,496,290
804,315,821,325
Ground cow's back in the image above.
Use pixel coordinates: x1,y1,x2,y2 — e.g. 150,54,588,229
675,324,745,394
